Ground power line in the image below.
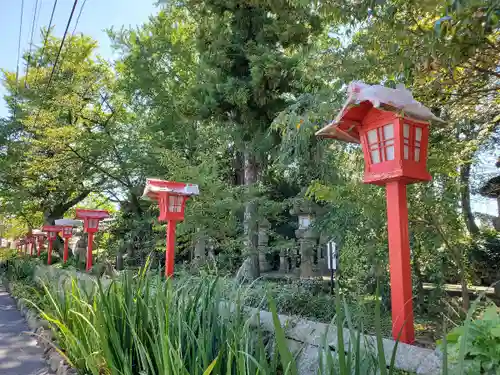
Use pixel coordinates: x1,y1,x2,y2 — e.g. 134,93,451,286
33,0,79,125
24,0,41,88
15,0,25,91
38,0,59,67
43,0,79,97
72,0,88,36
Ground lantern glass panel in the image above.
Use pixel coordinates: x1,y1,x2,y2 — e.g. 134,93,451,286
414,127,422,161
367,129,380,164
366,124,395,164
168,195,183,213
403,123,410,160
88,219,98,229
403,123,424,162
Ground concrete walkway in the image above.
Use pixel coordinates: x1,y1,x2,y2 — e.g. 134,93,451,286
0,289,50,375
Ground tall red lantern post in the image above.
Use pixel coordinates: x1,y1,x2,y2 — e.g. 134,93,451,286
27,235,34,256
316,82,442,344
55,219,80,264
32,230,45,257
23,238,29,255
143,179,199,277
75,209,109,272
42,225,62,265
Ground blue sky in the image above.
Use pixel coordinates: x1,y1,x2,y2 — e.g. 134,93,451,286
0,0,157,117
0,0,497,217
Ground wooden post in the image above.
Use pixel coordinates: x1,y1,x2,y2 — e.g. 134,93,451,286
37,238,42,257
165,220,176,277
385,181,415,344
47,240,53,265
63,238,69,264
86,232,94,272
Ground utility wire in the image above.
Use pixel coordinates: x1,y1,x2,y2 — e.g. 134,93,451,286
33,0,79,125
24,0,41,88
15,0,25,91
38,0,59,68
72,0,88,36
43,0,79,97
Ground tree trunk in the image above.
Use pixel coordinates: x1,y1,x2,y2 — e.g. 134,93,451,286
243,149,260,280
460,163,479,236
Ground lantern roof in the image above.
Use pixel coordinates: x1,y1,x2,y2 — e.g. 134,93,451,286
315,81,443,143
142,178,200,201
42,225,62,233
75,208,110,220
55,219,83,227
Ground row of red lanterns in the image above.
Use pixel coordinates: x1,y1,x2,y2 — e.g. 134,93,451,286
16,208,110,271
15,179,200,278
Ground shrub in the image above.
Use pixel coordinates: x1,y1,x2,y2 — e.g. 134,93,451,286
440,304,500,374
6,258,37,280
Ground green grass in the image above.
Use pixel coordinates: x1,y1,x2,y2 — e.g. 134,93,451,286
5,257,491,375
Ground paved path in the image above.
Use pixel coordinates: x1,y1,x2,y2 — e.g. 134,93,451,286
0,289,50,375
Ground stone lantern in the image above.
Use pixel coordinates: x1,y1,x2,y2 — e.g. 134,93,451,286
290,196,320,278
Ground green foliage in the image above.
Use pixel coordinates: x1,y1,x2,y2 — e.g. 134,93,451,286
0,248,17,261
6,258,37,280
440,304,500,374
25,264,413,375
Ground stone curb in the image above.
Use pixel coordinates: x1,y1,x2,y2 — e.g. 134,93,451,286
4,280,77,375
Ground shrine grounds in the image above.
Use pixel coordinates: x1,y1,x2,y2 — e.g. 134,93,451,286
1,251,498,375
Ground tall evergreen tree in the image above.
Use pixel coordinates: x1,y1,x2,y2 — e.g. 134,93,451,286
173,0,324,278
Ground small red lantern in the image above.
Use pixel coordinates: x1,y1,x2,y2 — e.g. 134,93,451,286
32,230,45,257
143,179,199,277
26,235,35,256
42,225,62,265
55,219,81,264
75,209,110,271
316,81,442,344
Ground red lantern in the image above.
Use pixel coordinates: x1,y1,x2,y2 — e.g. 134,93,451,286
316,81,442,344
75,209,110,271
32,231,45,257
42,225,62,265
143,179,199,277
26,235,35,256
55,219,80,264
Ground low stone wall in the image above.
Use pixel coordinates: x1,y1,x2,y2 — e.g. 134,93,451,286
31,265,442,375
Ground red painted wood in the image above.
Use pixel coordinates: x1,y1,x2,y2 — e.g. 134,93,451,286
63,238,69,264
47,240,53,265
386,181,415,344
86,232,94,272
165,220,176,278
37,238,42,257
